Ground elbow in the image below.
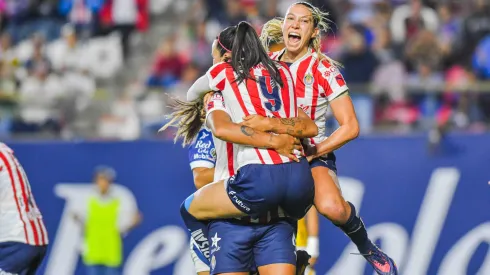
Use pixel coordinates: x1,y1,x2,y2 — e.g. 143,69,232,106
350,121,360,140
213,123,233,141
193,175,207,190
213,127,227,141
309,124,319,137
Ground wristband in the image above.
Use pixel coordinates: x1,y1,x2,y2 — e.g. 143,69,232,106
306,236,319,257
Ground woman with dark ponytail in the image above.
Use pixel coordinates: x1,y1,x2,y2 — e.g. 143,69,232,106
176,21,320,275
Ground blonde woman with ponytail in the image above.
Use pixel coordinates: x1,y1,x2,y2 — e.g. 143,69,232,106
243,2,398,275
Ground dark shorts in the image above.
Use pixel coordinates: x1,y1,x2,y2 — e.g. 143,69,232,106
208,219,296,275
0,241,47,275
309,152,337,173
226,158,315,220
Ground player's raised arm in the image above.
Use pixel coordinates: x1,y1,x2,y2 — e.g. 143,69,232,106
241,108,318,138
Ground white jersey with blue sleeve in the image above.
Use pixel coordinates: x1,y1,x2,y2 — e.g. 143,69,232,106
188,128,216,170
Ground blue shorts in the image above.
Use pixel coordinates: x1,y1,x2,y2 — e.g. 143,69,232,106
309,152,337,173
226,158,315,220
0,241,47,275
208,219,296,274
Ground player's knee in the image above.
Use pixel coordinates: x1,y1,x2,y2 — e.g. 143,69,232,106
180,194,206,219
316,197,349,224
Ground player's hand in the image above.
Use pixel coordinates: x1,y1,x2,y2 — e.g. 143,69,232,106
304,144,317,162
241,115,271,132
272,134,303,162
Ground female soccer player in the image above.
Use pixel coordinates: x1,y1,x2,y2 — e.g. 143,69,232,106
161,21,319,275
182,21,317,223
181,93,311,275
250,3,398,275
261,20,320,275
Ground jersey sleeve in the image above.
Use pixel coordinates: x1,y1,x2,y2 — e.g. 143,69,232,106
205,92,227,115
316,60,349,102
205,62,229,92
188,128,216,170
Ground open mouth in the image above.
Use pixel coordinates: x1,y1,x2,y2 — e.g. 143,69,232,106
288,32,301,44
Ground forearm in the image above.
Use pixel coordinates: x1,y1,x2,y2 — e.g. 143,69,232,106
214,123,276,149
313,121,359,157
187,75,212,101
267,117,317,138
194,168,215,189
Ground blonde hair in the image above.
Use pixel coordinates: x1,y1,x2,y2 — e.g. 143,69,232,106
260,2,341,67
159,95,206,147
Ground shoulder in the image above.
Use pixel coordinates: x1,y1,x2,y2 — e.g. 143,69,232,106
208,62,231,73
315,58,342,79
268,50,282,60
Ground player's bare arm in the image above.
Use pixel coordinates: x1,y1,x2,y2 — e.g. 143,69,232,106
192,167,215,189
241,108,318,138
309,93,359,159
207,110,302,161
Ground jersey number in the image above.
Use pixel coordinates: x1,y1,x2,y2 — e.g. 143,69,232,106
258,76,282,112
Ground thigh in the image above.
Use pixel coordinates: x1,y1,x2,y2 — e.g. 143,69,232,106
311,165,343,206
257,263,295,275
208,221,255,275
254,220,296,271
188,179,246,220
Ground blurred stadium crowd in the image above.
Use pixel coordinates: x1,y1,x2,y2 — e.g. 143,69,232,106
0,0,489,141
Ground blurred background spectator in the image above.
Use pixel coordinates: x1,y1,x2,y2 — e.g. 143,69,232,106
0,0,489,141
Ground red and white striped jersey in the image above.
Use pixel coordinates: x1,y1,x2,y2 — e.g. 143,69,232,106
206,61,299,168
0,143,48,246
204,93,289,224
269,49,349,149
205,92,238,182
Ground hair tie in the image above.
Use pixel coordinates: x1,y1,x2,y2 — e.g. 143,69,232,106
217,33,232,52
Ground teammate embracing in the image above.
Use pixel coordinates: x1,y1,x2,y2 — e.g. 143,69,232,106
250,2,398,275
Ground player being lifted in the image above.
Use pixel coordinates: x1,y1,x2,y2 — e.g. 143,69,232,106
163,21,318,275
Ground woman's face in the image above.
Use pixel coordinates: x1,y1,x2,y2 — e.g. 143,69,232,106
282,4,318,55
211,40,231,64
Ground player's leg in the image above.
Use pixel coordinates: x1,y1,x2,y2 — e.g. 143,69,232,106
208,221,254,275
310,155,397,275
180,179,246,264
189,236,211,275
254,220,297,275
186,179,246,220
